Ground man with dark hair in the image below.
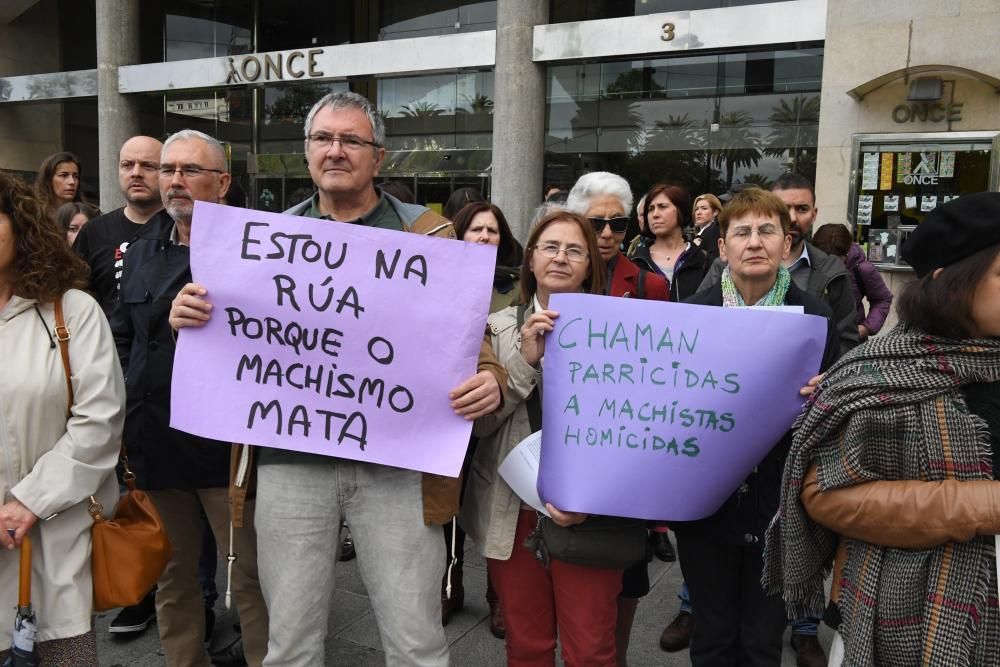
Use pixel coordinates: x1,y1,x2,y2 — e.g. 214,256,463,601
771,173,860,358
75,136,163,320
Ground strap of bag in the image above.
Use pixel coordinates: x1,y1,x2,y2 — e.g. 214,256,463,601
55,296,137,512
53,295,73,412
516,304,543,432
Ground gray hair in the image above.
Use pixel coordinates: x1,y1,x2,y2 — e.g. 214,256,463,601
528,201,564,234
162,129,228,171
566,171,633,216
303,91,385,148
636,194,646,215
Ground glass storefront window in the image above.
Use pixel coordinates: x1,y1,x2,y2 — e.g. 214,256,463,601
849,133,1000,268
550,0,790,23
163,0,252,61
379,1,496,40
247,71,494,211
379,71,494,150
257,0,352,52
545,48,822,198
260,82,351,154
163,88,253,203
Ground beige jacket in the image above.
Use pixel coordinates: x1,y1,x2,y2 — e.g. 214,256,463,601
461,303,541,560
0,290,125,647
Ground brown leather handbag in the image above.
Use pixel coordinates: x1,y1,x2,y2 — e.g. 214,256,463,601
54,296,173,611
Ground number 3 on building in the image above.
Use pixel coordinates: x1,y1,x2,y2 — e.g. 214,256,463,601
661,22,675,41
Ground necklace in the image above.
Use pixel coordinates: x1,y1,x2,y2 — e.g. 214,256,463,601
655,242,684,263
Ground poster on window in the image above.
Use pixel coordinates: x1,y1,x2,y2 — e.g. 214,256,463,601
861,152,879,190
939,151,956,178
879,153,894,190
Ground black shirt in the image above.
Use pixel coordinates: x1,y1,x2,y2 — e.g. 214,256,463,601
73,207,146,319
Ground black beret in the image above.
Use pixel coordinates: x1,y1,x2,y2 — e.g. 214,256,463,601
901,192,1000,278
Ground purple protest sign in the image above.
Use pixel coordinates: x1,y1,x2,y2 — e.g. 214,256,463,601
537,293,827,521
170,201,496,477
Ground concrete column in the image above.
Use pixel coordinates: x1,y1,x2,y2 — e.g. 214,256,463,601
96,0,141,210
490,0,548,243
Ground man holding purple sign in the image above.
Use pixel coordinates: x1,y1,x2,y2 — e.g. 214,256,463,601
169,92,506,667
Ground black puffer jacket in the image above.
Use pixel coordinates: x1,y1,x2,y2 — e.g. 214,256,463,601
629,239,710,302
110,211,231,490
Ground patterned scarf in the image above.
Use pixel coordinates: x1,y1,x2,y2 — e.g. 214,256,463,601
720,265,791,308
762,325,1000,665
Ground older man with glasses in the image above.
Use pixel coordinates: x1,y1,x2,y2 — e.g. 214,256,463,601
111,129,269,667
169,92,506,666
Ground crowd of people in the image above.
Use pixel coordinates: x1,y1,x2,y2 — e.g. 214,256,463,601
1,89,998,667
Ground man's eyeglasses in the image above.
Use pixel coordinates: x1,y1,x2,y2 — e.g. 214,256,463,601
589,216,630,234
307,133,382,151
533,243,589,263
160,165,225,178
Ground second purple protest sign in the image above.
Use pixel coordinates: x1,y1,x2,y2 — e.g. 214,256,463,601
170,201,496,477
538,293,827,521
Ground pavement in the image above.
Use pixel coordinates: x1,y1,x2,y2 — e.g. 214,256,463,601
96,534,833,666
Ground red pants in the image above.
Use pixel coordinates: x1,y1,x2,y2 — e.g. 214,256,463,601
487,509,622,667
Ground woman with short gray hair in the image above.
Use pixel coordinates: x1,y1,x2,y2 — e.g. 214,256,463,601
566,171,668,666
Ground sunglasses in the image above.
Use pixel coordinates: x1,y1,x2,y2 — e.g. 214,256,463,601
589,216,630,234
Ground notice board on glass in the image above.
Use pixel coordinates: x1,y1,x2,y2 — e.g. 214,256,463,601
849,131,1000,269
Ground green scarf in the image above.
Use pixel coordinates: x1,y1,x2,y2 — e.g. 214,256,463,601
720,265,791,307
762,326,1000,665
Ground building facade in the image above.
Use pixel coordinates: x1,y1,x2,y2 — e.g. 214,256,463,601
1,0,826,240
4,0,998,278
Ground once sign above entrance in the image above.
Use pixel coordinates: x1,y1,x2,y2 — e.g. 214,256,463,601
225,50,325,84
118,32,495,94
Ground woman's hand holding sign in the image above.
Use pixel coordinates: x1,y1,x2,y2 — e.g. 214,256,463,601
520,310,559,367
545,503,587,527
170,282,212,331
799,373,825,397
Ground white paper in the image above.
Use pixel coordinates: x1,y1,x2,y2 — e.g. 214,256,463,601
498,431,551,517
905,196,918,210
921,195,938,212
883,195,899,212
742,305,805,314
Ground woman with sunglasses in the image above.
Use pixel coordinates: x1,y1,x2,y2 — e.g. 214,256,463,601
567,172,668,302
566,171,667,665
629,183,709,302
462,210,633,666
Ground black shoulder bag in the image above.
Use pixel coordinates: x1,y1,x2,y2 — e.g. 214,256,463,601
517,306,648,570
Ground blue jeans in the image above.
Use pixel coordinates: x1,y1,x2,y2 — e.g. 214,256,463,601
255,460,448,667
678,580,819,634
789,616,819,636
679,581,692,614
